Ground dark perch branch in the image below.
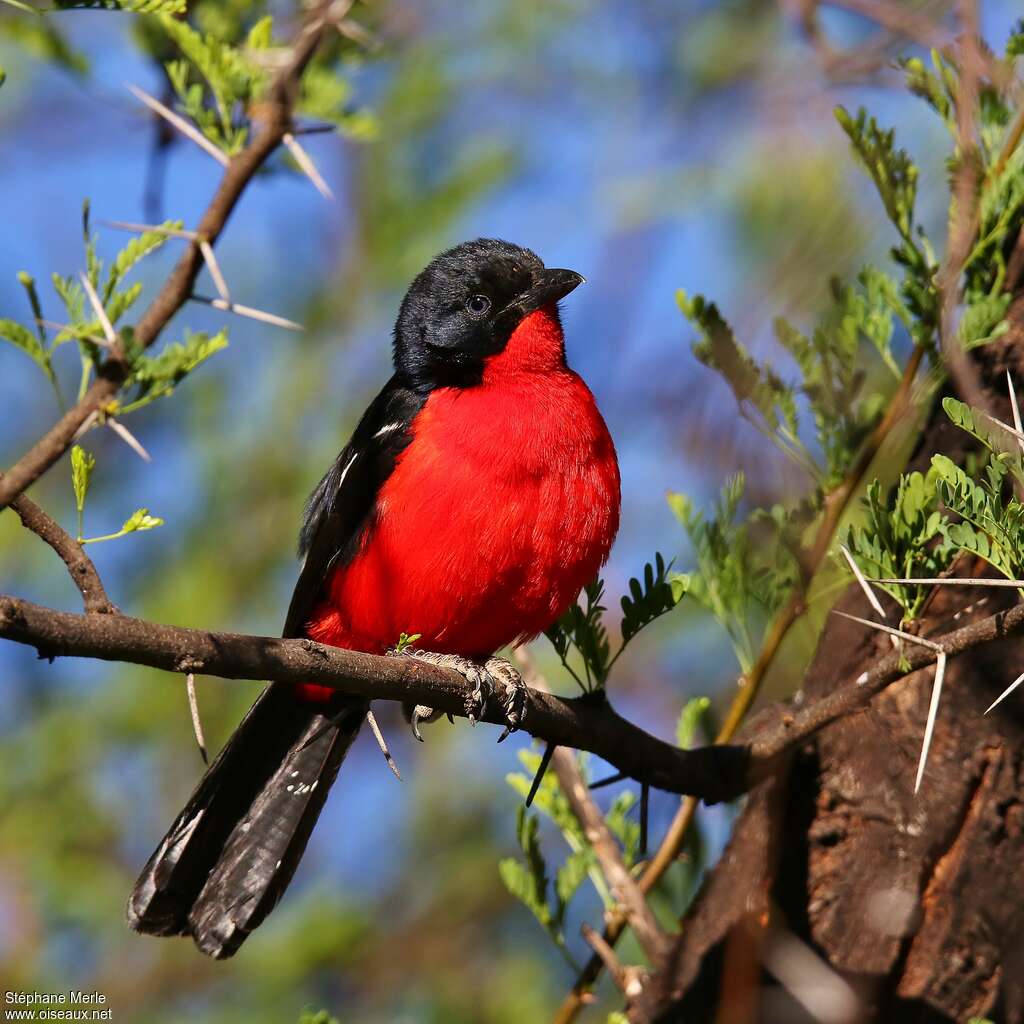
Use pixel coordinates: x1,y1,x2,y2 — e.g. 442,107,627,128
0,1,343,512
3,593,1024,802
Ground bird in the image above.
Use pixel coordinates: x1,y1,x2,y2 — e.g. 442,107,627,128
126,238,621,959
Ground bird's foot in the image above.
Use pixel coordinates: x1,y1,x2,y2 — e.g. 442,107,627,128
391,649,528,741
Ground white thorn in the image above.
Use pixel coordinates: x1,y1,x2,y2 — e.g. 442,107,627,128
127,83,230,167
867,577,1024,588
282,131,334,200
198,240,231,303
984,668,1024,714
832,609,944,651
107,418,151,462
186,673,208,764
1008,370,1024,455
365,709,402,781
839,545,886,618
78,272,118,348
102,219,198,241
190,293,303,331
915,652,946,793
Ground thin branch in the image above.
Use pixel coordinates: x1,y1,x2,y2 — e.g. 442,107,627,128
551,747,668,964
0,1,340,512
7,496,114,615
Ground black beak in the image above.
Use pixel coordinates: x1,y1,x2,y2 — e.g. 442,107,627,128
530,268,585,307
503,268,585,320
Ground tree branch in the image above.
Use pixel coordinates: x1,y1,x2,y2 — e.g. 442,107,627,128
8,495,114,615
0,1,345,512
551,747,668,964
3,592,1023,805
0,594,749,800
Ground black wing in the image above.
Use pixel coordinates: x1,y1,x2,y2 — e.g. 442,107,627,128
282,375,425,639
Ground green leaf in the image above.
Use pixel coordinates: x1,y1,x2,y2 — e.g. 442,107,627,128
835,106,918,242
676,696,711,749
297,1012,340,1024
395,631,421,653
103,220,181,302
0,317,53,382
70,445,95,540
123,329,228,411
81,507,164,545
620,552,683,645
554,846,593,909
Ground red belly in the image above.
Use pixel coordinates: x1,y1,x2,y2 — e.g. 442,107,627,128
306,364,620,659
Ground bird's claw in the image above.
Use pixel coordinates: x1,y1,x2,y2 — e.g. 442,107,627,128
391,648,527,742
485,657,528,743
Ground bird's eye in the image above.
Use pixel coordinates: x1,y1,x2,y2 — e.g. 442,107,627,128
466,294,491,317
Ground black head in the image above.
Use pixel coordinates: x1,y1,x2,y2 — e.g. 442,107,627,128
393,238,583,389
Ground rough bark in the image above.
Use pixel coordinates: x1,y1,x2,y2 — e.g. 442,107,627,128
638,306,1024,1023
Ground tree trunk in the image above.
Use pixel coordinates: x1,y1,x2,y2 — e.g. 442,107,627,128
637,304,1024,1023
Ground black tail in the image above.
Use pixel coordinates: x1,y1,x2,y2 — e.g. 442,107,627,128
127,684,366,959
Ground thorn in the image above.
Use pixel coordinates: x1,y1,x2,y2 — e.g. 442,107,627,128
190,293,303,331
102,219,198,241
525,742,556,808
186,672,208,764
868,576,1024,588
127,83,230,167
832,609,944,652
1008,369,1024,455
365,709,402,780
107,418,151,462
839,544,886,618
915,651,946,793
198,240,231,303
78,272,118,348
282,131,334,200
985,668,1024,714
72,409,100,441
38,319,111,350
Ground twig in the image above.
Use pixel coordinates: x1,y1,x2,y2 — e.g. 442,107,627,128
936,0,993,417
6,496,114,614
0,1,341,512
127,83,230,167
551,747,668,964
581,924,647,1000
185,672,208,764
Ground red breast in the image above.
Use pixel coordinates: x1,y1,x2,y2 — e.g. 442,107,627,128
307,306,620,656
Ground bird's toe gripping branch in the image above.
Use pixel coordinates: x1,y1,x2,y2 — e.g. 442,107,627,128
393,649,528,741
